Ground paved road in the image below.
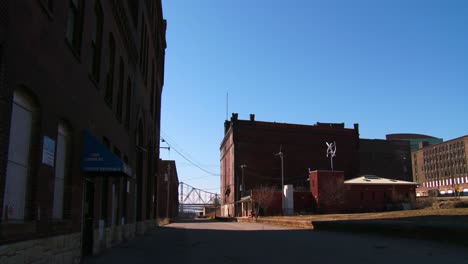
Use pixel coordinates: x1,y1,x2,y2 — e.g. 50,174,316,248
84,218,468,264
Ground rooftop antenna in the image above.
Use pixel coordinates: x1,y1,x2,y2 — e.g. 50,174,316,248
226,91,229,120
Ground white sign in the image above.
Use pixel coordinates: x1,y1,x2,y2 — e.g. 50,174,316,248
42,136,55,167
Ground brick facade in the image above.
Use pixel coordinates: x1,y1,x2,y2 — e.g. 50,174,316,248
156,160,179,219
412,136,468,197
0,0,166,261
220,114,360,216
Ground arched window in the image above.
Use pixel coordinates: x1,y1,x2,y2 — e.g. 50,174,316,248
65,0,84,54
116,57,124,121
125,77,132,130
3,89,38,220
105,33,115,106
53,122,71,219
91,0,104,83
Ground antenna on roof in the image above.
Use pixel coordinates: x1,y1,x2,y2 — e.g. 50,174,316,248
226,91,229,121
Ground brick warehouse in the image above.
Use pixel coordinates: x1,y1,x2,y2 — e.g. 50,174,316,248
156,160,179,220
220,114,360,217
0,0,166,262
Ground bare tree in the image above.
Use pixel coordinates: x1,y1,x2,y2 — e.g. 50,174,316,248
252,185,275,220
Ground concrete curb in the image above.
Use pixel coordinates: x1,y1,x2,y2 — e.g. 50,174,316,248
237,217,313,229
215,216,237,222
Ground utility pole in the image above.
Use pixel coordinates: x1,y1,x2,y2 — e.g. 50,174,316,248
166,163,171,219
275,148,284,215
180,182,183,215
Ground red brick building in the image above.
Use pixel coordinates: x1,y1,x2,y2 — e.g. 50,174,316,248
240,171,417,216
220,114,360,217
0,0,166,262
156,160,179,219
343,175,417,212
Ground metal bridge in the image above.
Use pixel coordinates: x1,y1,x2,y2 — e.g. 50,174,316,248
179,182,220,214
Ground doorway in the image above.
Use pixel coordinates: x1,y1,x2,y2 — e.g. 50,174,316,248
82,179,95,255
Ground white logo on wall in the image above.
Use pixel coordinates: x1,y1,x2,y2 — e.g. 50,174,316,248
42,136,56,167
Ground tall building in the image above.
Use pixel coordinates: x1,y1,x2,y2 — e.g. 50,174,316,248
359,139,412,181
220,113,360,217
412,136,468,197
386,133,443,151
0,0,166,261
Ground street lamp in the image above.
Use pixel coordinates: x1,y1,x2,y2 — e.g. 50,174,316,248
165,163,171,219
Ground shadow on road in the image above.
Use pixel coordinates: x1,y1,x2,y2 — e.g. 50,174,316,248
84,220,468,264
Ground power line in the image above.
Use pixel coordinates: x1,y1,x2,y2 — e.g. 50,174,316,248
161,130,203,165
161,136,220,176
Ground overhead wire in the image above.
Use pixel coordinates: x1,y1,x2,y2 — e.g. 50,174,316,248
160,135,220,176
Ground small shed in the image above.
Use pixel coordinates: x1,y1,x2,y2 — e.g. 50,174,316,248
344,175,418,212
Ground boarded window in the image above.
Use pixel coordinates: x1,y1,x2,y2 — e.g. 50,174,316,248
53,123,70,219
3,90,36,220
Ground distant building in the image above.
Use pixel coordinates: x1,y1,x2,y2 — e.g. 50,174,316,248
386,133,443,151
220,113,360,217
157,160,179,219
412,136,468,197
0,0,166,261
359,139,412,181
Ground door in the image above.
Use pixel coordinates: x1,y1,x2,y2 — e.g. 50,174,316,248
83,179,95,255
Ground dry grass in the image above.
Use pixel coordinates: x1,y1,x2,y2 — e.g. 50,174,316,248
266,199,468,226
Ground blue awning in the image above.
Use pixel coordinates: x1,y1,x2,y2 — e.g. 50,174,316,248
81,131,132,176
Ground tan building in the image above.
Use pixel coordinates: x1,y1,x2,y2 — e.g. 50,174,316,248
412,136,468,197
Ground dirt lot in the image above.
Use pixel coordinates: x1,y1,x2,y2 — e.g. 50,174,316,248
267,199,468,227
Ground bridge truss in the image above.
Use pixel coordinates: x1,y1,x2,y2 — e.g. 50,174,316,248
179,182,220,214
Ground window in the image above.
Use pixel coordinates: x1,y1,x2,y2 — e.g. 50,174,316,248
101,177,108,224
127,0,139,27
139,16,149,84
150,59,155,117
113,147,121,158
102,136,110,148
360,192,364,201
40,0,54,12
125,78,132,130
116,57,124,121
53,123,71,219
3,89,37,220
105,34,115,105
91,1,104,83
66,0,84,53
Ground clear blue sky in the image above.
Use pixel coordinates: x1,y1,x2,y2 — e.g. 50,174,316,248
160,0,468,193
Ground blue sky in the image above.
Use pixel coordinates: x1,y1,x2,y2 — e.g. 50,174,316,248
160,0,468,192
